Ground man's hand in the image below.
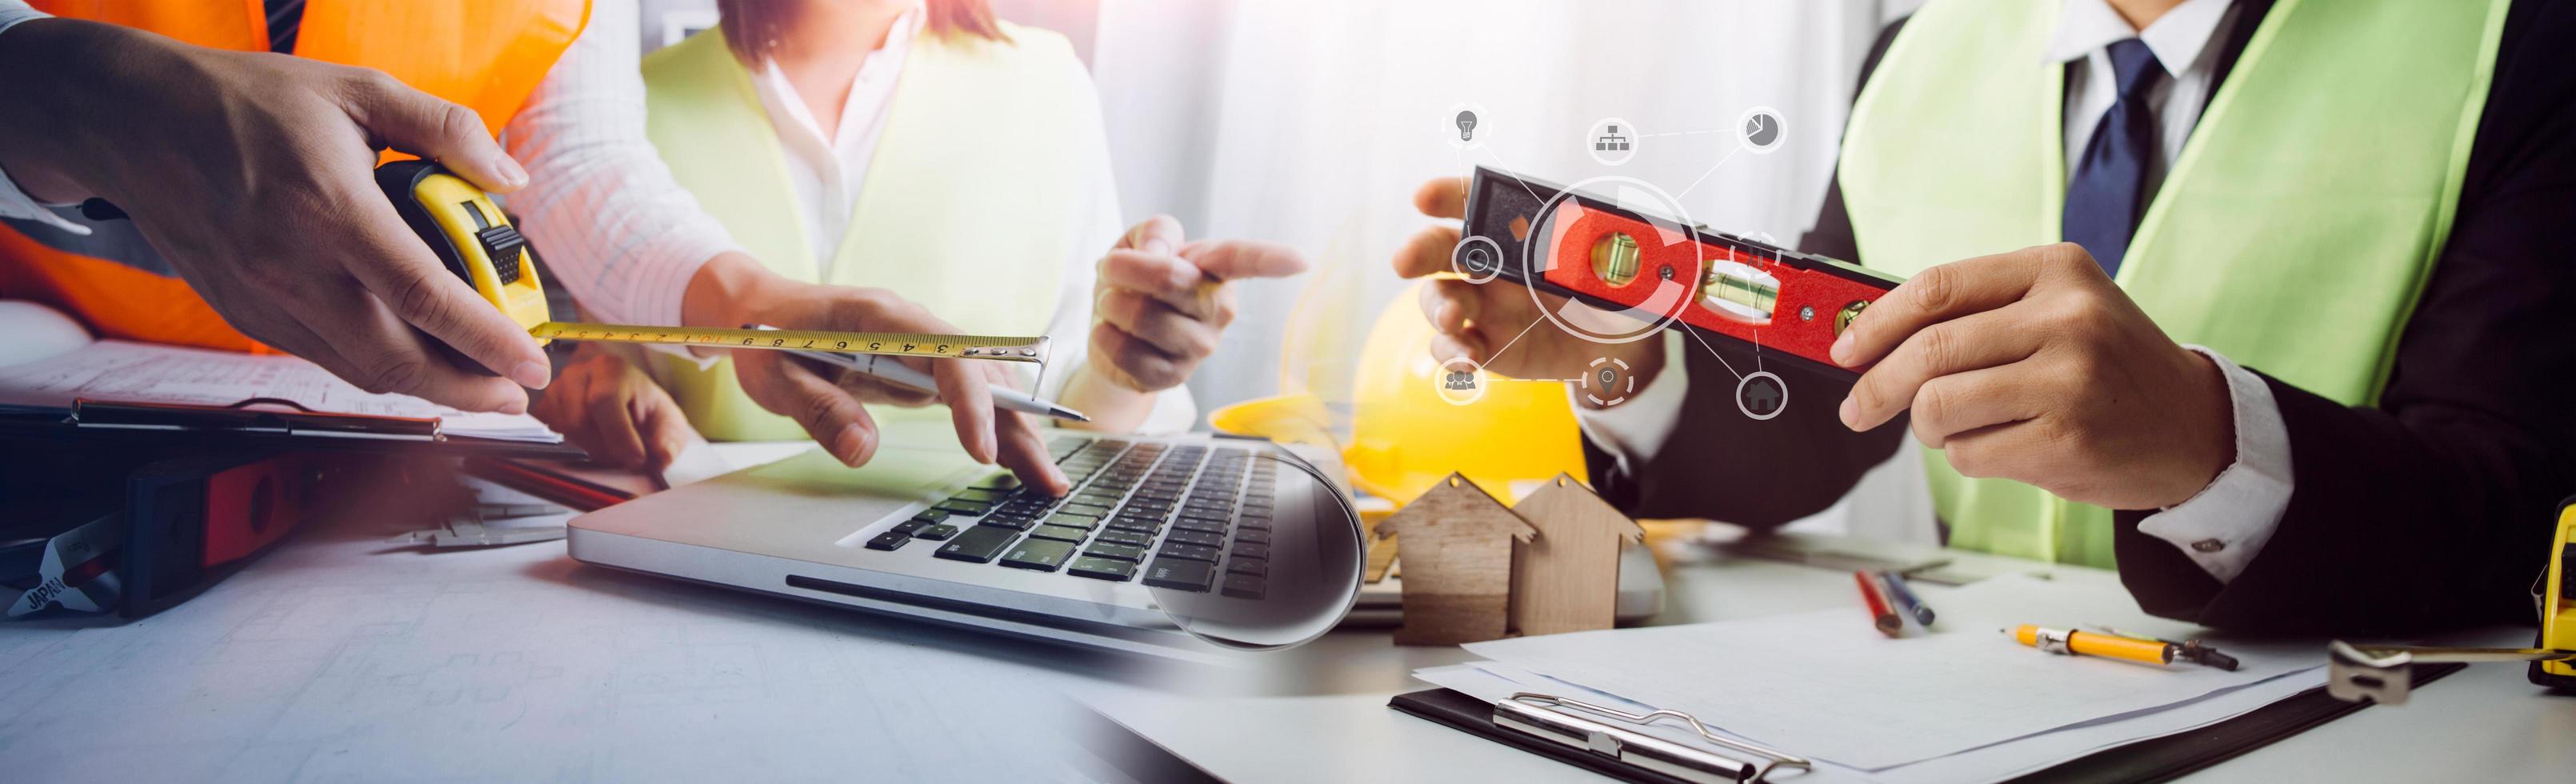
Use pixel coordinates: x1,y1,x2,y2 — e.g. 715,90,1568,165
1390,177,1661,405
1090,215,1308,392
685,254,1070,496
530,346,697,472
0,19,550,412
1833,243,2234,509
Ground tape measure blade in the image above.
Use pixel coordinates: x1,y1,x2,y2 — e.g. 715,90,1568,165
526,322,1045,362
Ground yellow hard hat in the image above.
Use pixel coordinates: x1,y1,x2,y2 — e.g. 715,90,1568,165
1207,279,1589,505
1340,281,1587,504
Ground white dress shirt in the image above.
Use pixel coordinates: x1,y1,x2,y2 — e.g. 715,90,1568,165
0,0,1190,435
716,3,1191,433
1580,0,2291,582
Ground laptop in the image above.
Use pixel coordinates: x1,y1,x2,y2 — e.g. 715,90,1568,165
567,424,1366,660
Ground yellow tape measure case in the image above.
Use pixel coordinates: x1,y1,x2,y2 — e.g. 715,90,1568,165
2536,497,2576,689
375,161,554,346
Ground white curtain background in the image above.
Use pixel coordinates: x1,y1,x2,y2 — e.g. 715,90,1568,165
1093,0,1930,540
634,0,1934,541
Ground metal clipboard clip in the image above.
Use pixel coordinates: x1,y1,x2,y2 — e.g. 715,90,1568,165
1493,692,1812,784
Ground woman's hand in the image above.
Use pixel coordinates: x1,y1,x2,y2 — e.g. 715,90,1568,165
1089,215,1308,392
530,346,696,471
683,254,1070,495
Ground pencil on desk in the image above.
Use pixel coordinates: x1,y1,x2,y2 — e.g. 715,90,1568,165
1878,570,1936,626
1854,570,1901,637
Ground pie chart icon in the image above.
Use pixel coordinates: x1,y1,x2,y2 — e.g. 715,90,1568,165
1738,107,1785,154
1745,115,1777,146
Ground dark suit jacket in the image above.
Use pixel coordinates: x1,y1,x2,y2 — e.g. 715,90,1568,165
1587,0,2576,635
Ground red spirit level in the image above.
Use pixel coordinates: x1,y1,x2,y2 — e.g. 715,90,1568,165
1459,166,1902,381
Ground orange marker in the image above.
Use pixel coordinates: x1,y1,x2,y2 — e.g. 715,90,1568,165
1855,571,1901,637
2006,625,2175,666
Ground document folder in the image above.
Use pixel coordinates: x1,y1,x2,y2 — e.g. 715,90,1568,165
1390,660,2465,784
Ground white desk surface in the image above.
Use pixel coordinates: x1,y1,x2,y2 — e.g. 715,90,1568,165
0,445,1140,782
1077,540,2576,782
8,443,2569,782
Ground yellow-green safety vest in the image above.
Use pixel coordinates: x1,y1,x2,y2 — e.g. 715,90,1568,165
1838,0,2510,566
640,22,1095,440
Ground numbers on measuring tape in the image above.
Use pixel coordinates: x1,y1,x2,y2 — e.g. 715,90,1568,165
526,321,1043,362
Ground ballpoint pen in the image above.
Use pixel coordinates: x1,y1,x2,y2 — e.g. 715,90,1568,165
1877,570,1936,626
1855,570,1901,637
751,326,1089,422
787,346,1090,422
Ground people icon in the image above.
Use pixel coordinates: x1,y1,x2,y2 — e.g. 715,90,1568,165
1445,370,1478,390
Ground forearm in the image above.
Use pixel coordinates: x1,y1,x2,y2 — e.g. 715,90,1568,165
0,18,163,203
1057,364,1157,434
678,251,790,330
503,0,734,326
2117,374,2574,635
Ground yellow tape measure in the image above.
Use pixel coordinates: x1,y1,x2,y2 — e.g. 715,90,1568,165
525,322,1045,361
377,161,1044,364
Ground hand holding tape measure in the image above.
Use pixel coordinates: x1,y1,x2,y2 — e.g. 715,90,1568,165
374,161,1050,366
378,161,1074,489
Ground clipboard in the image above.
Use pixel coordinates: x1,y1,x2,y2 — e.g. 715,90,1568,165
0,398,582,458
1390,660,2466,784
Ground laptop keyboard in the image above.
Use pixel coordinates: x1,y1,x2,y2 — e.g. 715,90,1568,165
862,438,1278,598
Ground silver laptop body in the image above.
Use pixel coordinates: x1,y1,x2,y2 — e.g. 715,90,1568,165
569,426,1364,661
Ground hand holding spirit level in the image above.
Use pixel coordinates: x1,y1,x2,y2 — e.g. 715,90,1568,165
1458,166,1902,382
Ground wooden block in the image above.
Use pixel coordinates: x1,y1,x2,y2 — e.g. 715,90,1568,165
1372,473,1534,646
1366,535,1398,584
1509,473,1645,637
1363,502,1399,583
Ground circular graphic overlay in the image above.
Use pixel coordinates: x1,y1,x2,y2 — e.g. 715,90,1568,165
1738,106,1785,154
1735,370,1788,420
1518,176,1706,345
1582,357,1636,407
1434,357,1488,406
1586,117,1638,166
1452,234,1504,284
1444,102,1491,150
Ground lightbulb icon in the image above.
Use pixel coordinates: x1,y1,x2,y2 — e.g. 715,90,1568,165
1455,110,1478,142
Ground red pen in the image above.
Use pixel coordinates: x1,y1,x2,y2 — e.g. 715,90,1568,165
1855,570,1902,637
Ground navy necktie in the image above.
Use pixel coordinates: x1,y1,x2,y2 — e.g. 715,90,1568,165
2063,38,2165,277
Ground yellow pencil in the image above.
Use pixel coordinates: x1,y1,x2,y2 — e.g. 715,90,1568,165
2006,625,2175,666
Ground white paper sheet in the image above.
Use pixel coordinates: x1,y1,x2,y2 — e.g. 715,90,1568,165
1413,659,2326,783
0,339,558,442
1460,574,2320,770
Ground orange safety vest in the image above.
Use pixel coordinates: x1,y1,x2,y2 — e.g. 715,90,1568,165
0,0,589,352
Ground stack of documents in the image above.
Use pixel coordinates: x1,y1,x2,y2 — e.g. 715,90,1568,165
1414,574,2327,782
0,338,560,443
